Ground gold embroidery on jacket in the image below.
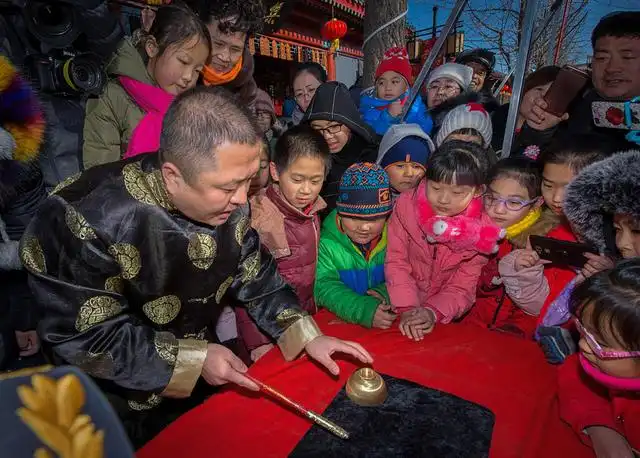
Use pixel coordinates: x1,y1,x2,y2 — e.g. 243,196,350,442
104,275,124,294
21,237,46,273
65,207,97,240
75,297,122,332
187,233,217,270
187,292,216,304
128,393,163,411
216,276,234,303
107,243,141,280
275,308,307,330
69,352,115,378
16,372,105,458
122,162,176,210
50,172,80,195
241,251,260,283
154,332,178,365
235,216,249,245
143,296,181,325
183,328,208,340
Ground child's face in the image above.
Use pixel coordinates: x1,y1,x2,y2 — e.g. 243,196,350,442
340,216,386,245
376,71,408,101
270,155,325,210
614,214,640,258
445,132,484,147
249,146,270,196
426,179,480,217
542,163,574,216
146,36,209,95
485,177,539,228
578,306,640,379
386,162,425,193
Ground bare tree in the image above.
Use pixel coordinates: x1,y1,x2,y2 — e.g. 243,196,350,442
362,0,408,87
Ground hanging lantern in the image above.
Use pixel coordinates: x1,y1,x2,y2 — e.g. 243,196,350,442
321,18,348,51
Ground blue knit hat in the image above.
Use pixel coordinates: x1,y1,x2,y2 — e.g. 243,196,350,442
379,136,432,170
337,162,392,219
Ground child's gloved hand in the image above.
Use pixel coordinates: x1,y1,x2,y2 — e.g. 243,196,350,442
372,303,396,330
399,308,436,341
388,99,403,118
586,426,634,458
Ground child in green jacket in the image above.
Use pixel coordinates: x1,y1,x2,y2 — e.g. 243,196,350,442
314,163,396,329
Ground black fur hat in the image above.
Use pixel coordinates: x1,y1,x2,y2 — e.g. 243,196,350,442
564,150,640,254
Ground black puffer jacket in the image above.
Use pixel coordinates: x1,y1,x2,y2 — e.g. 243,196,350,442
303,82,379,218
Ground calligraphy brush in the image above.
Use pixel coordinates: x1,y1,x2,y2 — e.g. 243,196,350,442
246,375,350,440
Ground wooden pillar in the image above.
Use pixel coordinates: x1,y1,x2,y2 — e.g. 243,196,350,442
327,49,336,81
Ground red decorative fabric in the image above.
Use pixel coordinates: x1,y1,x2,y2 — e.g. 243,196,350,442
138,311,592,458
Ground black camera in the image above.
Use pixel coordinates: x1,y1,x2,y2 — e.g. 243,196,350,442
25,51,106,96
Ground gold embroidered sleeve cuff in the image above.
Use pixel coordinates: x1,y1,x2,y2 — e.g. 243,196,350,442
161,339,208,398
277,315,323,361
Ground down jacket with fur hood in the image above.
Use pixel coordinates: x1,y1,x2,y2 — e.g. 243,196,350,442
564,151,640,255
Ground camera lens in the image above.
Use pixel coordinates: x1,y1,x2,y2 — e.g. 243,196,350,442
66,55,105,95
25,1,80,49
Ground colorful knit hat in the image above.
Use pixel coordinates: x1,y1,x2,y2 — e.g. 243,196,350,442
0,55,45,163
375,47,413,84
337,162,392,219
435,102,493,147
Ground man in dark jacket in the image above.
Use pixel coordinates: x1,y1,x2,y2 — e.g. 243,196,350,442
518,12,640,152
302,82,379,218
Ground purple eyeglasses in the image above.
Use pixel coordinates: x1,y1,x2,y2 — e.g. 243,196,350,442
573,317,640,360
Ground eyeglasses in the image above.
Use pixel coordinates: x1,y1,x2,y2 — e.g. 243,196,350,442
483,193,538,211
294,87,317,101
314,124,343,136
573,317,640,360
427,84,460,95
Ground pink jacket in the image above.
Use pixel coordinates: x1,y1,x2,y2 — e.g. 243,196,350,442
119,76,174,159
385,180,493,323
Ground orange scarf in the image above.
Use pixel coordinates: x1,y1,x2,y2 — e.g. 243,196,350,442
202,56,243,86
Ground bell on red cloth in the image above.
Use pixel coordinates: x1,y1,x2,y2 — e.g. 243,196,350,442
322,18,348,50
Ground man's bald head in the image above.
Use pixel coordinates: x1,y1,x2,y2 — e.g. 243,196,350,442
160,86,260,183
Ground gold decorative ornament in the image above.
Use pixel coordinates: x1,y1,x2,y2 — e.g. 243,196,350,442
16,373,105,458
345,368,388,407
128,393,163,411
65,207,97,240
240,251,260,283
122,162,175,210
143,295,181,325
107,243,141,280
69,352,115,379
21,237,46,273
215,276,234,303
235,215,249,246
275,308,307,330
50,173,80,195
187,233,217,270
75,296,122,332
104,276,124,294
154,332,178,365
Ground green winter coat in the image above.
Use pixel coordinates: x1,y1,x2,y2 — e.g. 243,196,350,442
314,210,389,327
82,38,154,169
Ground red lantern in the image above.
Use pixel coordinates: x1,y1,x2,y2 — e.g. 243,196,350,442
321,18,348,50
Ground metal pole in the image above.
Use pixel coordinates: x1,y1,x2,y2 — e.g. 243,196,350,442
553,0,571,64
432,6,438,39
400,0,469,122
492,0,562,97
501,0,540,156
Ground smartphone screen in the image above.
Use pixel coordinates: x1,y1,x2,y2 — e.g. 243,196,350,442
543,66,590,117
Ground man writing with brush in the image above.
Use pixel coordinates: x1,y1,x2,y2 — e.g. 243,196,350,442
20,86,372,448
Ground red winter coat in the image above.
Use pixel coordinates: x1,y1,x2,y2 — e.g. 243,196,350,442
236,185,325,350
465,220,577,339
558,355,640,452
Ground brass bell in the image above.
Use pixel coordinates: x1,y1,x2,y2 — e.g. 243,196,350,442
345,368,388,407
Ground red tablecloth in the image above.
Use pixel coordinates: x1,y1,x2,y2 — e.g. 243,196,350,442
139,311,592,458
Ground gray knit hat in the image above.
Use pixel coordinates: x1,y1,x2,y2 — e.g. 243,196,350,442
435,103,493,147
0,127,16,160
426,63,474,91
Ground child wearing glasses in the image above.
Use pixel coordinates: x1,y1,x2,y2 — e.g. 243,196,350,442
359,47,433,136
557,260,640,456
385,141,504,341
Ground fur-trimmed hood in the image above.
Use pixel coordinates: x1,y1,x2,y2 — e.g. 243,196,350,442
564,151,640,254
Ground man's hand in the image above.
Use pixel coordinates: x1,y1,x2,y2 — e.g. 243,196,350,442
581,253,615,280
201,343,259,391
388,99,403,118
586,426,634,458
524,97,569,131
305,336,373,376
372,303,397,329
399,308,436,341
250,343,275,362
15,330,40,357
514,249,542,271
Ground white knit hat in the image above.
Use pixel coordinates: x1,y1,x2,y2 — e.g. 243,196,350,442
435,103,493,147
426,63,474,91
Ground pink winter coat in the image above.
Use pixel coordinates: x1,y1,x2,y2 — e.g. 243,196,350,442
119,76,173,159
385,180,493,323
